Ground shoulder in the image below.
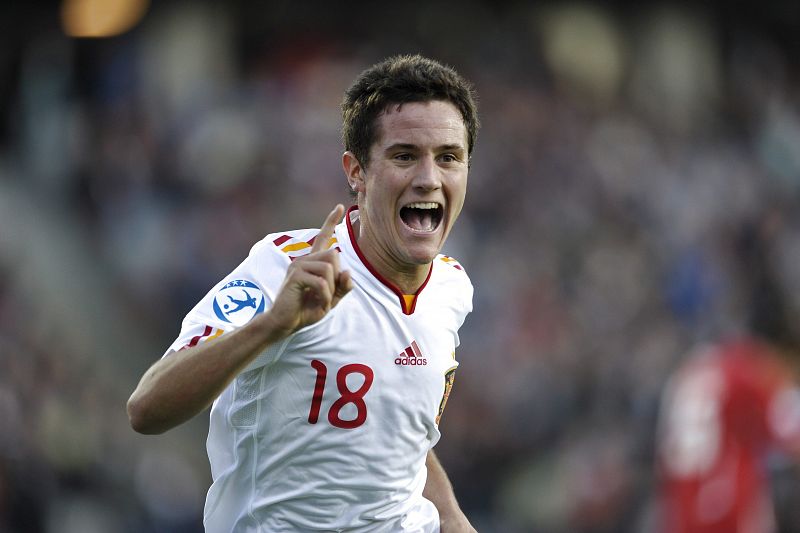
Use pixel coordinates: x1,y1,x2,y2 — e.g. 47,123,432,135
432,254,473,309
252,227,341,261
435,254,471,283
437,254,467,273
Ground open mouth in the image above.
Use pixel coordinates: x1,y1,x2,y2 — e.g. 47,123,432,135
400,202,444,233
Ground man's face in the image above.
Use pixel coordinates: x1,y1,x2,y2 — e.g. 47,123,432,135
346,100,469,272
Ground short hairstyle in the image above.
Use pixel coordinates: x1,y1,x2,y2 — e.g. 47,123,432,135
342,54,479,168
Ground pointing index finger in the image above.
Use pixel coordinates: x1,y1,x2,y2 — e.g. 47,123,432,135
311,204,344,253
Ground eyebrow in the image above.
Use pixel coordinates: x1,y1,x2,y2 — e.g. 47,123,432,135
384,143,466,153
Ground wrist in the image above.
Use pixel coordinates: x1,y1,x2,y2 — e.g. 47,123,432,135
252,309,296,345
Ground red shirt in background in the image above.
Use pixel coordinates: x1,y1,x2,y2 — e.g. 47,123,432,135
657,339,800,533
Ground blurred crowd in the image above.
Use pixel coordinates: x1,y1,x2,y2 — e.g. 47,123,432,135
1,1,800,532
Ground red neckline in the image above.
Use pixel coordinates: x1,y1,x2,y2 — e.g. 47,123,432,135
345,205,432,315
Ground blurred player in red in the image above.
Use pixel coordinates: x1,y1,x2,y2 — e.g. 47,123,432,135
656,211,800,533
657,339,800,533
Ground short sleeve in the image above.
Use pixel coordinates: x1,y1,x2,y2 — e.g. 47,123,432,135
162,236,292,369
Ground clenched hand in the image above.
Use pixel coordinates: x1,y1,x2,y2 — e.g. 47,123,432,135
266,204,353,336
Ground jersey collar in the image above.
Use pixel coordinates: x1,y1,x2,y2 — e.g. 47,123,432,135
344,205,432,315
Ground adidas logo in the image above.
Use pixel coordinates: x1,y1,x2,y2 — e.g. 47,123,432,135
395,340,427,366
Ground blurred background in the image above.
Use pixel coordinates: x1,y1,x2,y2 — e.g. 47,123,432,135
1,0,800,531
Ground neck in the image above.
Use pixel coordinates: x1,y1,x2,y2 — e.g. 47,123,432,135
365,249,429,295
348,214,431,295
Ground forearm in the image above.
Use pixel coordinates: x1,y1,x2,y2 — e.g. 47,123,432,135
127,311,289,434
423,450,474,532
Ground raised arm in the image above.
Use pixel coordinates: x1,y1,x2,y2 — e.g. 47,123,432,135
127,205,352,434
423,449,476,532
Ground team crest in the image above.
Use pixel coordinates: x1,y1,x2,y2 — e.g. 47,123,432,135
212,280,265,326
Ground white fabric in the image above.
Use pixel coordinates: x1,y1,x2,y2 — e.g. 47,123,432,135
164,209,473,532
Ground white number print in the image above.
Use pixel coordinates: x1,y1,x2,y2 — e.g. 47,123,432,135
660,362,725,478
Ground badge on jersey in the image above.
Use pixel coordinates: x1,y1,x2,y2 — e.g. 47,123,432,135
212,280,266,326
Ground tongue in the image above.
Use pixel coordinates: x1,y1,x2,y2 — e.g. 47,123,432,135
403,209,434,231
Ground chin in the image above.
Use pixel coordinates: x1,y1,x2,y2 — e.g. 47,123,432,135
399,227,448,265
405,246,441,265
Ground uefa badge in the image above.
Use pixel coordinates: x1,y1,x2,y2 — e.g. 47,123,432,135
212,280,266,326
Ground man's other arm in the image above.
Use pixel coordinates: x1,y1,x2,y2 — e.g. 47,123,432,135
424,449,477,532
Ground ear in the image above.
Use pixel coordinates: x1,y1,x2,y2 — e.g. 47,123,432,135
342,151,366,194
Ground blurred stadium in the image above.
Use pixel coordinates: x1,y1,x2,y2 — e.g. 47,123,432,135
1,1,800,531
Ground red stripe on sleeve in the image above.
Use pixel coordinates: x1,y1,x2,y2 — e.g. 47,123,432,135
273,235,291,246
185,325,213,349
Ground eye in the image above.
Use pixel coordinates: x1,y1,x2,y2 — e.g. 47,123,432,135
394,153,414,162
439,153,459,164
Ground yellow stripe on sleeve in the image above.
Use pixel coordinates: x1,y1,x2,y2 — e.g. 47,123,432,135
282,242,312,253
206,328,224,342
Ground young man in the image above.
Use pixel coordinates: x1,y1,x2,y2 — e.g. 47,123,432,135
127,55,479,532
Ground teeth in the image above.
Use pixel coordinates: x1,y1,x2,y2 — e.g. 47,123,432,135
405,202,439,210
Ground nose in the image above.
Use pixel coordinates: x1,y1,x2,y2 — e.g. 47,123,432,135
412,155,441,192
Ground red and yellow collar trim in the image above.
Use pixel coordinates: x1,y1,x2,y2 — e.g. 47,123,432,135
345,205,432,315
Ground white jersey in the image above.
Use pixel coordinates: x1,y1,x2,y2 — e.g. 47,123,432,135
164,207,473,532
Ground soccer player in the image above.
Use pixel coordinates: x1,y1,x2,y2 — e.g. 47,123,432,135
127,55,479,532
655,215,800,533
656,339,800,533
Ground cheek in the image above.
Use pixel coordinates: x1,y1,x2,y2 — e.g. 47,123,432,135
447,174,468,204
366,172,405,202
363,188,394,224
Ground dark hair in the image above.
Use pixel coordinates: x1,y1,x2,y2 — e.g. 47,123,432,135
341,54,479,169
